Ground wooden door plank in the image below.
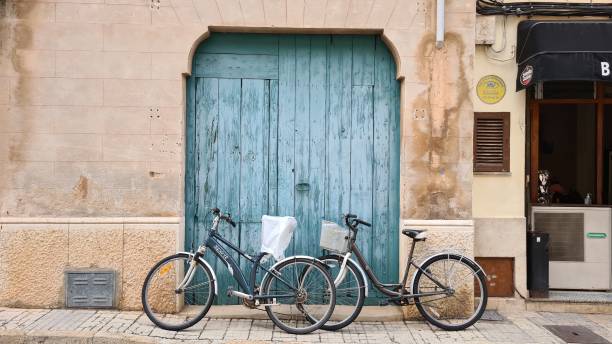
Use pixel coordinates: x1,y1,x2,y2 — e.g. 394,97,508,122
350,85,374,262
193,53,279,79
325,36,353,225
352,36,375,86
196,33,279,55
388,53,401,281
268,79,279,215
293,35,311,256
194,78,220,304
277,36,296,257
216,78,242,304
372,38,392,283
194,78,219,242
307,36,328,256
239,79,267,276
262,80,271,217
185,76,197,252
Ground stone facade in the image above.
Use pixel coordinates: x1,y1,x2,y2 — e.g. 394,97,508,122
0,218,177,309
0,0,476,311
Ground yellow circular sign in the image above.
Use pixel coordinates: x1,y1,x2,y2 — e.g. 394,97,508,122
476,75,506,104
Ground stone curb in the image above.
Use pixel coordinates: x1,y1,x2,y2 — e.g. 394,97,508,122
0,330,158,344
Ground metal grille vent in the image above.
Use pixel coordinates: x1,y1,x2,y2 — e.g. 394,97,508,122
66,271,116,308
474,112,510,172
533,212,584,262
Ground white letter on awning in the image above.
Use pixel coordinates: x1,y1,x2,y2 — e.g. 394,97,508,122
602,62,610,77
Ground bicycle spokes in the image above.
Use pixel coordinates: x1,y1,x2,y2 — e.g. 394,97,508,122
414,255,487,329
142,254,215,330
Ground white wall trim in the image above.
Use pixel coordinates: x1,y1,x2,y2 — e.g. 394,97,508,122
402,219,474,227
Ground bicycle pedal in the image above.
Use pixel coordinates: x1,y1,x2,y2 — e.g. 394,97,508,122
378,300,389,306
226,286,234,297
256,298,278,306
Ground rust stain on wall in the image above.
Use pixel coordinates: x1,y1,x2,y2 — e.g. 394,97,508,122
5,183,180,217
0,1,6,19
404,31,472,220
1,2,33,193
149,171,164,178
73,176,89,199
7,142,21,161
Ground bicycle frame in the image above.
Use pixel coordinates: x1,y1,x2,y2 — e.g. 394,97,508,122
342,226,451,301
184,216,298,302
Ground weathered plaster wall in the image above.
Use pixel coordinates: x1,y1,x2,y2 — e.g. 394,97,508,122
0,0,476,310
0,0,475,220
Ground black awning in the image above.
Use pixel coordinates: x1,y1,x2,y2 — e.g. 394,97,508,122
516,20,612,90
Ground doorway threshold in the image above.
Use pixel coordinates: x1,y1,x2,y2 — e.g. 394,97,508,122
544,290,612,303
527,290,612,314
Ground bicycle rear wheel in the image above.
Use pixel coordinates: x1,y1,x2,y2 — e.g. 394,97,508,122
142,253,216,331
261,257,336,334
413,253,487,331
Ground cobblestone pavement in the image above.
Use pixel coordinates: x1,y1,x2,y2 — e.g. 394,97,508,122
1,307,611,343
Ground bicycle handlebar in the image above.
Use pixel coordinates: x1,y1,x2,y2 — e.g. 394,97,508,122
225,216,236,227
211,208,236,227
343,213,371,228
356,219,371,227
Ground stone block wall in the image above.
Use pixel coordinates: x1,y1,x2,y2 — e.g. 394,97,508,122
0,0,477,311
0,218,178,309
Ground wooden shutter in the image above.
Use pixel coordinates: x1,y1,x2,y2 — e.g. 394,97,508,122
474,112,510,172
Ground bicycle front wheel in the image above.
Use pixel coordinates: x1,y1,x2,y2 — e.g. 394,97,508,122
261,257,336,334
142,253,216,331
413,253,487,331
315,254,365,331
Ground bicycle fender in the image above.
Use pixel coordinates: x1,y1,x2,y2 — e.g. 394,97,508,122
409,253,485,293
323,253,370,297
178,251,218,295
258,255,327,296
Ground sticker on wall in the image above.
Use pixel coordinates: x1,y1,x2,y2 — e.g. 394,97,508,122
477,75,506,104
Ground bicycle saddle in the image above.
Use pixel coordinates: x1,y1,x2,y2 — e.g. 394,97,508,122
401,229,427,241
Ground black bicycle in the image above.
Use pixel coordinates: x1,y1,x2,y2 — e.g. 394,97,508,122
141,208,336,334
318,214,488,331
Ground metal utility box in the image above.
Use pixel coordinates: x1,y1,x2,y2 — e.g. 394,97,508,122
475,257,514,297
65,270,117,308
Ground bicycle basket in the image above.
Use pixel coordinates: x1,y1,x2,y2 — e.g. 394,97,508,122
320,221,351,253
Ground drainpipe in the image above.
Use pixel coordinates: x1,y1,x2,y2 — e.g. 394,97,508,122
436,0,445,49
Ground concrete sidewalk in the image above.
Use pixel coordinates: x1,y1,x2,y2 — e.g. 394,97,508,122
1,307,611,344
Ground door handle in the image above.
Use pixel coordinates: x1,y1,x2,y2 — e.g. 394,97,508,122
295,183,310,191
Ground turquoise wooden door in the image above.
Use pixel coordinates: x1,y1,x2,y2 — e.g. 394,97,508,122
186,33,400,304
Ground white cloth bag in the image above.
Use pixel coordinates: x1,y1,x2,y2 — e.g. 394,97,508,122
260,215,297,261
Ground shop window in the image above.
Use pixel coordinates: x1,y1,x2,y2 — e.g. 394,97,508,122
530,82,612,204
473,112,510,173
604,83,612,98
539,104,596,203
602,105,612,204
